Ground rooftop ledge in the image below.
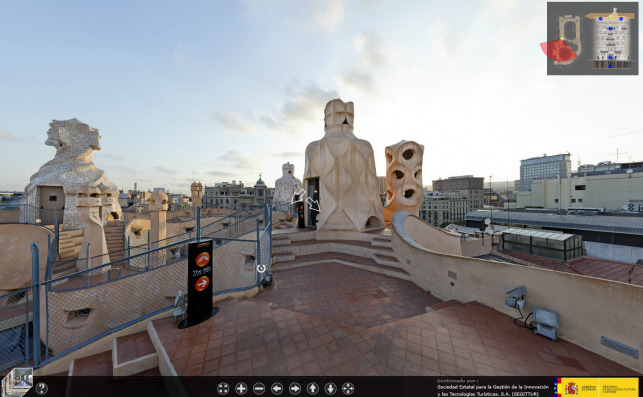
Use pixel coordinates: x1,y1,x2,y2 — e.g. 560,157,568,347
391,211,643,374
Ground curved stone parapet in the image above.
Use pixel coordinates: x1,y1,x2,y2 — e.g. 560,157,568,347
393,211,489,257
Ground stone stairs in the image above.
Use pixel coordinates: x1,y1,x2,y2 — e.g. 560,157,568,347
105,220,124,260
66,330,160,377
51,221,124,279
58,229,84,261
271,233,412,280
51,229,84,278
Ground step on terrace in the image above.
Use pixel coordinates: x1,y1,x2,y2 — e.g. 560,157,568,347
271,230,412,281
53,330,161,377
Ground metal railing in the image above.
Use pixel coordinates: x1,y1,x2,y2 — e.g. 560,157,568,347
0,288,31,374
1,203,57,232
15,205,273,369
0,242,44,374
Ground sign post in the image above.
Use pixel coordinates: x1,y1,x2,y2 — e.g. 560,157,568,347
296,195,305,229
179,239,219,329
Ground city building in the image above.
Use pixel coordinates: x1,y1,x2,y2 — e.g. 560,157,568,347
419,191,469,227
518,153,571,192
202,178,274,210
483,188,500,207
516,162,643,211
0,192,22,205
432,175,484,212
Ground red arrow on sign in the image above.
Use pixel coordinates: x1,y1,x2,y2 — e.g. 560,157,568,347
195,276,209,291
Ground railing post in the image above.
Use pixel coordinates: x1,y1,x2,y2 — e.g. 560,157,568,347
46,234,51,281
256,218,261,285
269,206,273,265
264,203,268,226
147,230,151,270
25,288,30,367
123,208,127,253
196,206,201,240
86,243,90,288
127,235,131,267
31,242,41,367
56,221,59,256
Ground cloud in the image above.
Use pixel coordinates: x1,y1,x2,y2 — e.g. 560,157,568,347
209,111,257,133
155,166,178,174
261,81,339,135
0,129,16,140
354,30,388,67
173,42,205,67
273,151,304,158
113,164,139,174
217,151,255,170
308,0,345,33
337,30,387,94
207,170,235,178
338,68,376,94
601,128,643,140
103,153,125,161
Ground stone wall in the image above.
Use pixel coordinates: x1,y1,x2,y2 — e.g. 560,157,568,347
392,211,643,374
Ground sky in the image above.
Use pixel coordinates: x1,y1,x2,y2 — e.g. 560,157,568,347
1,0,642,193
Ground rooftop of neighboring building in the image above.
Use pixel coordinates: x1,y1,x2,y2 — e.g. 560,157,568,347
568,256,643,286
478,250,643,287
467,209,643,235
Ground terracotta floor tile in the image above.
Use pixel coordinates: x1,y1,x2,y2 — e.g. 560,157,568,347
150,265,640,378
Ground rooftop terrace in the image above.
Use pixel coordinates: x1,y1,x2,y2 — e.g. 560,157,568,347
149,263,638,377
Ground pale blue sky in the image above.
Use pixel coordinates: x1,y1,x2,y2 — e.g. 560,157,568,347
1,0,642,193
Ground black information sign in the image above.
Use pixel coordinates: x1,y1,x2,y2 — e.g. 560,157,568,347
179,239,219,329
296,195,305,228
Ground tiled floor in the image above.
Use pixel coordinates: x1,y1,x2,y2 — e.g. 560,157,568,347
256,263,437,328
152,263,640,377
73,351,112,376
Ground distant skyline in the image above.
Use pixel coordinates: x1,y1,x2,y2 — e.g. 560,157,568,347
1,0,642,193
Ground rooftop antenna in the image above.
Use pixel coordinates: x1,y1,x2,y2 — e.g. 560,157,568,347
489,175,493,224
616,148,628,164
506,177,509,225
